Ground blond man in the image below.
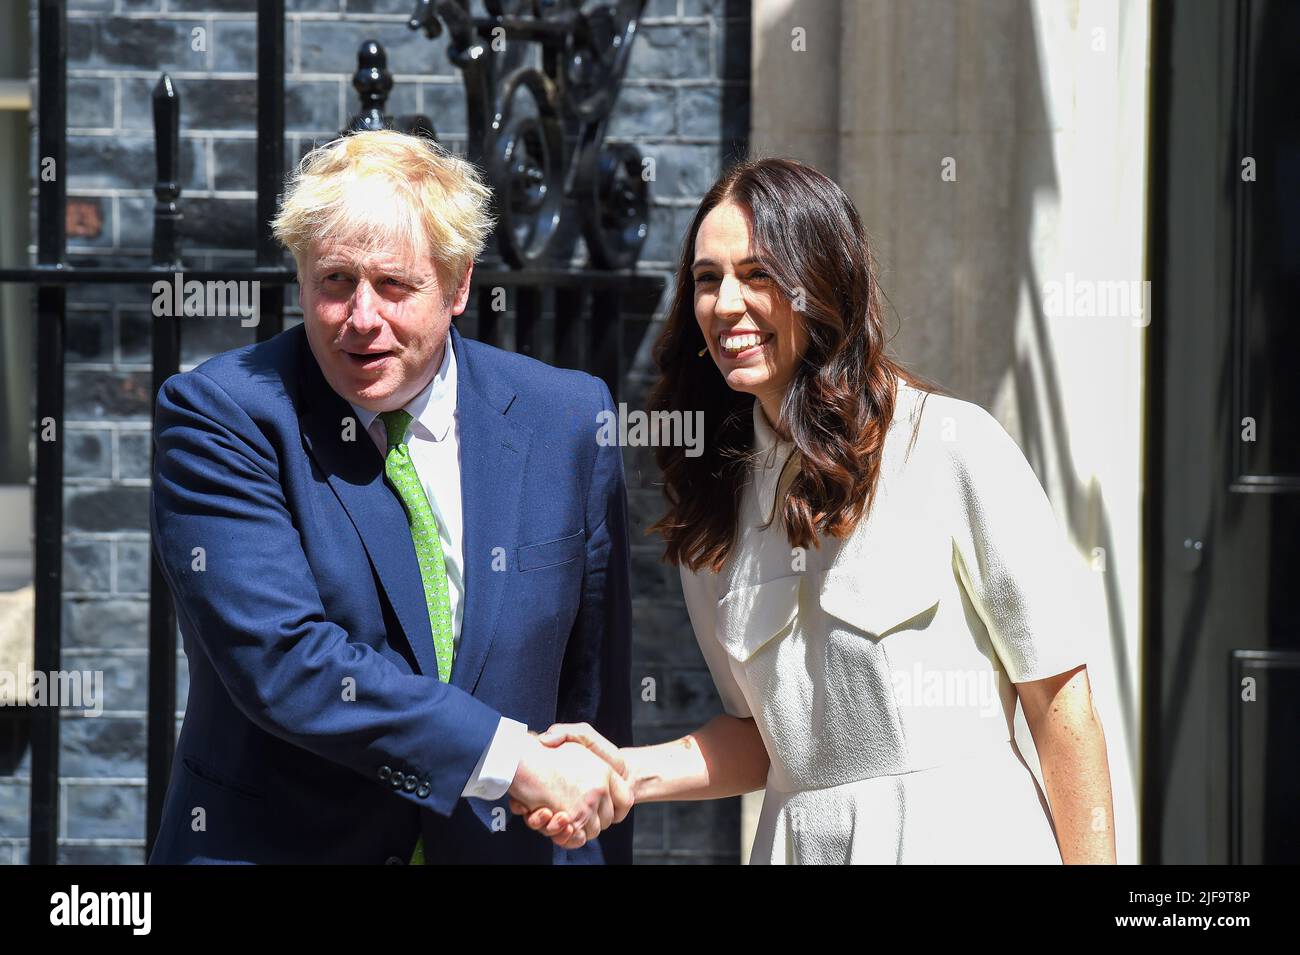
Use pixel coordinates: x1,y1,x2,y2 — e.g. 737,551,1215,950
148,131,633,864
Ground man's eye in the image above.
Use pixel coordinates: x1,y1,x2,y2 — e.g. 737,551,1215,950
324,273,350,283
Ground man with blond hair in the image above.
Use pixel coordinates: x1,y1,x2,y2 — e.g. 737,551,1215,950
148,131,633,864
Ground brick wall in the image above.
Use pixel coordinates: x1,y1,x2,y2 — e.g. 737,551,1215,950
1,0,749,865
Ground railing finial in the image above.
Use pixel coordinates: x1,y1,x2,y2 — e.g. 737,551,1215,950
349,40,393,133
151,72,182,269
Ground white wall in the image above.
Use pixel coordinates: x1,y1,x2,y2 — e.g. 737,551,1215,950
748,0,1149,864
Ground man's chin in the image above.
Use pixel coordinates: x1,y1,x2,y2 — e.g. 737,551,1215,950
329,370,397,410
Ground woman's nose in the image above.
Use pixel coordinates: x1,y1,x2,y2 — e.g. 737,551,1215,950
715,274,746,317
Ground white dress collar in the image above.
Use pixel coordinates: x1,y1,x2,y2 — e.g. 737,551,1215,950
751,397,798,525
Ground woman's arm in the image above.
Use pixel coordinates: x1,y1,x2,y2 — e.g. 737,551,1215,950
509,715,769,846
1017,665,1117,864
622,714,769,802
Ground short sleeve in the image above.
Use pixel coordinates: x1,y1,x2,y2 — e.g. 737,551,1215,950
947,405,1092,684
678,563,753,718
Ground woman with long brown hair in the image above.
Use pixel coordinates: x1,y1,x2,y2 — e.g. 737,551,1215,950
514,157,1116,864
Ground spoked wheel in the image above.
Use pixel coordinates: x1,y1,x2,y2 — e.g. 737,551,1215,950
487,68,565,268
576,140,649,269
548,0,643,125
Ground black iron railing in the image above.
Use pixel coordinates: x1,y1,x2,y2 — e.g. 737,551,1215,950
0,0,663,864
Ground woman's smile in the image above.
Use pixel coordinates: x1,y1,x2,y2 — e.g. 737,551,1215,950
717,330,774,360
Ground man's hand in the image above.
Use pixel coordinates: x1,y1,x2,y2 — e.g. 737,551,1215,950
508,723,631,847
507,733,633,850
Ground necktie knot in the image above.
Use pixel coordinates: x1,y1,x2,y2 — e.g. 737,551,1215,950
379,409,413,451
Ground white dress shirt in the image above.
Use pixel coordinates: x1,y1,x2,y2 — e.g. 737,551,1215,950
347,338,528,801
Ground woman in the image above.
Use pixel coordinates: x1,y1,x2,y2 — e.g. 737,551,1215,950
513,157,1116,864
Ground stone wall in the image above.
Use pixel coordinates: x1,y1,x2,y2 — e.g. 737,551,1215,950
1,0,750,865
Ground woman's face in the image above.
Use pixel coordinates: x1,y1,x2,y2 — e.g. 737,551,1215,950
692,201,809,408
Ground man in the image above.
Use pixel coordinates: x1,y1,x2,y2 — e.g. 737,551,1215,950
147,130,633,864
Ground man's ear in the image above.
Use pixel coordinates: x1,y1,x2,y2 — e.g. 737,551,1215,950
451,262,474,316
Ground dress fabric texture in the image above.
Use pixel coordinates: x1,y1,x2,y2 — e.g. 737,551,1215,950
679,376,1091,864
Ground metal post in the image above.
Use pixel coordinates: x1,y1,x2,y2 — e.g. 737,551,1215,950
554,285,588,373
256,0,285,342
29,0,67,867
591,289,623,403
478,286,501,348
145,72,182,859
516,287,541,359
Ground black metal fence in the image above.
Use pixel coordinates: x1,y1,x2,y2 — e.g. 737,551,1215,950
0,0,665,864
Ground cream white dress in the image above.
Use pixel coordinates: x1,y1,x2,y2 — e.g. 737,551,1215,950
679,376,1091,864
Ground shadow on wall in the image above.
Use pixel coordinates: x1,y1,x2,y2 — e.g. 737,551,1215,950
995,3,1138,787
751,0,1140,849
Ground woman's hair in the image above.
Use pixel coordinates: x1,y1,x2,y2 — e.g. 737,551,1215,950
648,156,944,573
271,129,495,294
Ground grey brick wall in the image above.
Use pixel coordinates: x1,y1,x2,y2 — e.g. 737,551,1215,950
2,0,749,865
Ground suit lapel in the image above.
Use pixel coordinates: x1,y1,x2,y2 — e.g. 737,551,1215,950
448,325,529,693
296,330,441,680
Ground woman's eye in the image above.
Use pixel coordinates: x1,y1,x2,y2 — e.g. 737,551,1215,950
694,272,719,285
747,270,772,281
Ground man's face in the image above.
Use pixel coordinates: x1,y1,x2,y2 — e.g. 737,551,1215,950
300,237,473,412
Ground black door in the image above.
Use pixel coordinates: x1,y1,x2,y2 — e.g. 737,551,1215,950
1147,0,1300,864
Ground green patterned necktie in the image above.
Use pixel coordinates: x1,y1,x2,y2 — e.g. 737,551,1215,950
378,409,453,866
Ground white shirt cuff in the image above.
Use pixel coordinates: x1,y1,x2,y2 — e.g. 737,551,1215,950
460,716,529,801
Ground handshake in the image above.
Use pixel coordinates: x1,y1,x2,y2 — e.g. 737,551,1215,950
505,723,634,850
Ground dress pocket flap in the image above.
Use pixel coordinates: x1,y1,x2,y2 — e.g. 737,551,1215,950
518,530,585,572
715,574,802,663
818,551,942,638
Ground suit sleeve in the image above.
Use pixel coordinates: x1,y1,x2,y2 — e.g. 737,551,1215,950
947,404,1092,684
551,375,635,864
150,370,502,816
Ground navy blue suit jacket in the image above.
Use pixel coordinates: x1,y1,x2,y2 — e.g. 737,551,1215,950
147,323,633,864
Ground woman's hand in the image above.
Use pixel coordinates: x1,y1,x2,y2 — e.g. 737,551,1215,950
508,723,633,849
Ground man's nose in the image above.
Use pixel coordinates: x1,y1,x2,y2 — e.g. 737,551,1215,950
347,281,384,333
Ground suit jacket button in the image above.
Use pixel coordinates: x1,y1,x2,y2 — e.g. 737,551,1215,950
403,776,417,793
390,772,405,789
378,765,392,781
417,783,431,799
384,856,405,865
